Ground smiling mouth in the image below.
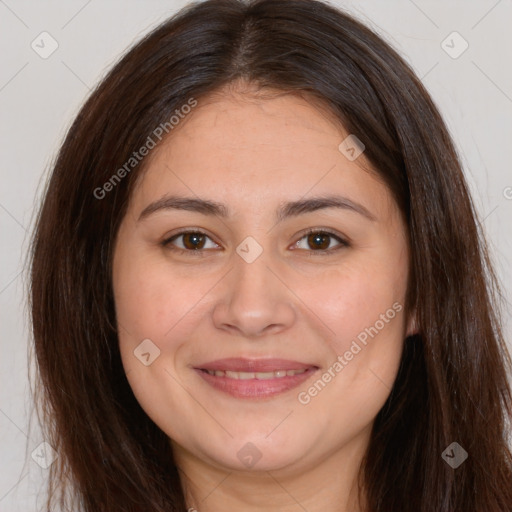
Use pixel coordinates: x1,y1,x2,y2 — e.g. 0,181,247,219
194,358,318,399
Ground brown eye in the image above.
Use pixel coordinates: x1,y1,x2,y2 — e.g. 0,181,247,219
181,232,207,250
162,231,218,254
307,232,331,250
294,230,349,254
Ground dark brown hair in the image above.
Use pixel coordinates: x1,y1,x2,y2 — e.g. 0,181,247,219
28,0,512,510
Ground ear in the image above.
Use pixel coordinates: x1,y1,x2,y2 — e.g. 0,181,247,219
405,310,419,338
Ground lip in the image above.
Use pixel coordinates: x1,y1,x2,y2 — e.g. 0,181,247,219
194,358,318,399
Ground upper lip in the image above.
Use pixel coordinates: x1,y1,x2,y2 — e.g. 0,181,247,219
195,358,317,372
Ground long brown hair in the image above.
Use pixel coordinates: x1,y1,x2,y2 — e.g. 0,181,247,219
28,0,512,510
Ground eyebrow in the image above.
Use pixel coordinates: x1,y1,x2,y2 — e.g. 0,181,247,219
137,194,376,223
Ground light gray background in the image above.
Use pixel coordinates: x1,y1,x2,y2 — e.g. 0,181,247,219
1,1,511,510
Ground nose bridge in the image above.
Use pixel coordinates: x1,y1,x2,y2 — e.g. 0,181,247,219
211,242,296,337
233,247,273,302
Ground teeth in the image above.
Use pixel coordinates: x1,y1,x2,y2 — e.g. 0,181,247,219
205,368,307,380
238,372,256,380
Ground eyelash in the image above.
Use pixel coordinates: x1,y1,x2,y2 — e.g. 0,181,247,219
161,228,349,257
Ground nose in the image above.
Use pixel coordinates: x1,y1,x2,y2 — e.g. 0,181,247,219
211,250,297,339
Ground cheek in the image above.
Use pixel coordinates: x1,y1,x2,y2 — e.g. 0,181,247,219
296,263,406,427
303,258,407,410
113,256,205,431
311,259,407,349
114,253,199,341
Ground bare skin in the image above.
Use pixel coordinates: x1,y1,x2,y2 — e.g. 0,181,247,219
112,82,415,511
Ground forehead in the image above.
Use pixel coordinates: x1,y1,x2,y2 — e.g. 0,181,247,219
131,88,395,221
165,88,349,159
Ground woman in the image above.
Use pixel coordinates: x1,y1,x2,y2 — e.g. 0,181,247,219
29,0,512,510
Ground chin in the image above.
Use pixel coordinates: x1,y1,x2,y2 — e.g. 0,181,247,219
196,435,311,474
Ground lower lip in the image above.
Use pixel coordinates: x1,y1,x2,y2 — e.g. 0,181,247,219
194,368,317,399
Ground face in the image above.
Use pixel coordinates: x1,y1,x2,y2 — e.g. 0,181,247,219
112,85,414,477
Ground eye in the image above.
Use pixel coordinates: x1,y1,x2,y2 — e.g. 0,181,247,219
293,229,349,255
161,228,349,257
162,230,219,255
